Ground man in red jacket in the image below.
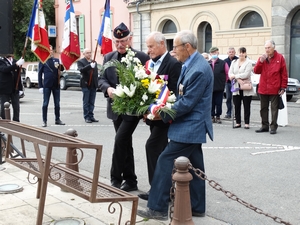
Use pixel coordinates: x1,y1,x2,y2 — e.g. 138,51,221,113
253,40,288,134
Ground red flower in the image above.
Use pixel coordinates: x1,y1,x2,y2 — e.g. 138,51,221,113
145,69,151,75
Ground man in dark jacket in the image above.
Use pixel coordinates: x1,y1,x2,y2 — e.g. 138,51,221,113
209,46,229,124
77,48,99,123
253,40,287,134
138,31,181,200
38,46,65,127
0,54,24,122
99,22,149,192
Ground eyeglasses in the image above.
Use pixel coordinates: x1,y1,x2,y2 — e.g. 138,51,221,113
173,43,185,50
113,38,130,44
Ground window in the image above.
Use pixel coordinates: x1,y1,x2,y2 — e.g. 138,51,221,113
162,20,177,34
239,12,263,28
197,22,211,53
290,10,300,81
76,15,85,52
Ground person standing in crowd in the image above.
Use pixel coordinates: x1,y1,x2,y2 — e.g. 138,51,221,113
0,54,24,122
138,31,181,201
77,48,99,123
209,46,229,124
229,47,254,129
98,23,149,192
254,40,287,134
137,30,213,220
201,52,210,61
38,46,65,127
224,47,238,119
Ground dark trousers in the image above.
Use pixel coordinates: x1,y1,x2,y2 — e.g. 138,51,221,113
145,124,169,185
111,115,140,186
259,94,279,131
42,87,60,122
0,93,20,122
148,141,205,214
233,91,252,124
211,90,224,117
225,82,232,116
82,87,97,120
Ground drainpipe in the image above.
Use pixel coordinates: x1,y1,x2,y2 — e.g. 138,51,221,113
136,0,144,51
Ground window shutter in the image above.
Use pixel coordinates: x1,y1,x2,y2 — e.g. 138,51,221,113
79,15,85,52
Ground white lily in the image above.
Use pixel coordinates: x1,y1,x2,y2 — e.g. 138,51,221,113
113,85,125,97
123,83,136,97
135,69,148,79
148,80,161,94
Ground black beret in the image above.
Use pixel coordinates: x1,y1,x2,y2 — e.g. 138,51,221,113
113,22,130,38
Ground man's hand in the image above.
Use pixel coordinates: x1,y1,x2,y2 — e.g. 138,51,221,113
107,87,116,98
16,58,24,66
90,62,95,68
279,89,285,96
260,54,267,63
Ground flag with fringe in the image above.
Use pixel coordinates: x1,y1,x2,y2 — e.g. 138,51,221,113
61,0,80,70
27,0,50,63
97,0,113,55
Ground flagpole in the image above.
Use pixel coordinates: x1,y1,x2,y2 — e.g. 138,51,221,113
88,41,99,86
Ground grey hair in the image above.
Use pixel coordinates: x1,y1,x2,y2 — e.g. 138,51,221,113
175,30,198,49
228,47,236,52
146,31,167,46
265,40,275,48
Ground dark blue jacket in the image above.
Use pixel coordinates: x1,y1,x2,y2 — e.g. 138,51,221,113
38,57,64,89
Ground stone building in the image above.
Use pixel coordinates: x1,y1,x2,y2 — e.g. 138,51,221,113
128,0,300,80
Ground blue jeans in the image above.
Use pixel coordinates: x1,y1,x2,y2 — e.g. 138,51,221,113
42,87,60,122
148,141,205,214
211,90,224,117
82,87,97,120
225,82,232,116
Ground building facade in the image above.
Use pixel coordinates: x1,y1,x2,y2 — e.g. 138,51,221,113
128,0,300,81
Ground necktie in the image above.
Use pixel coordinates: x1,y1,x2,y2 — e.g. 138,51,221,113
180,64,186,77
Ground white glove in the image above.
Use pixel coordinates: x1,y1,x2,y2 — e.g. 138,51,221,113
39,88,43,94
16,58,24,66
19,91,24,96
90,62,95,68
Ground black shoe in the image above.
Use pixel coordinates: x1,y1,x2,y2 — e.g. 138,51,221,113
42,121,47,127
138,191,149,200
270,130,277,134
120,182,138,192
192,211,205,217
255,128,269,133
85,119,92,123
55,120,65,125
111,180,121,189
233,124,241,129
90,118,99,122
137,208,168,221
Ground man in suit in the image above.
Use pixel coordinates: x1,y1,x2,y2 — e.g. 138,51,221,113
77,48,99,123
138,31,181,201
137,30,214,220
98,23,149,192
0,54,24,121
38,45,65,127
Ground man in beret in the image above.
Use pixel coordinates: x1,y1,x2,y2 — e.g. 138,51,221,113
99,23,150,192
208,46,229,124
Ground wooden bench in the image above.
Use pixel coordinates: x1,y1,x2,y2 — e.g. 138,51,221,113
0,119,138,225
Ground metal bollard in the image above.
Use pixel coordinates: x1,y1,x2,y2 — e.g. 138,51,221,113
4,102,11,120
64,128,79,172
171,156,194,225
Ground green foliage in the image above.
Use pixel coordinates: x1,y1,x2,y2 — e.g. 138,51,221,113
12,0,55,61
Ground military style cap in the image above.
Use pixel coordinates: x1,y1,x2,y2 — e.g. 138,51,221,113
209,46,219,53
113,22,130,38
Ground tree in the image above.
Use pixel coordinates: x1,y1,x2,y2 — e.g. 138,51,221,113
13,0,55,61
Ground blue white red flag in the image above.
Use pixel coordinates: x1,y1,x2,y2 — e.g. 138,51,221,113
149,84,170,115
61,0,80,70
97,0,113,55
26,0,50,63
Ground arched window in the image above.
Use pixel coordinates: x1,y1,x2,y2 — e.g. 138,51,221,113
239,12,263,28
197,22,211,53
162,20,177,33
290,10,300,81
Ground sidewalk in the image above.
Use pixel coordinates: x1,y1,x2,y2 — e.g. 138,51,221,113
0,162,229,225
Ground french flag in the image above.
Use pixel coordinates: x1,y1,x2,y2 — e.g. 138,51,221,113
27,0,50,63
61,0,80,70
97,0,113,55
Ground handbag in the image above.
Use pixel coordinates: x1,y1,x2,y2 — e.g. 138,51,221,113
237,78,252,90
278,95,284,110
231,79,239,92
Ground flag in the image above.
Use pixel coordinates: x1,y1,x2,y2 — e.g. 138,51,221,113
27,0,50,63
98,0,113,55
61,0,80,70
